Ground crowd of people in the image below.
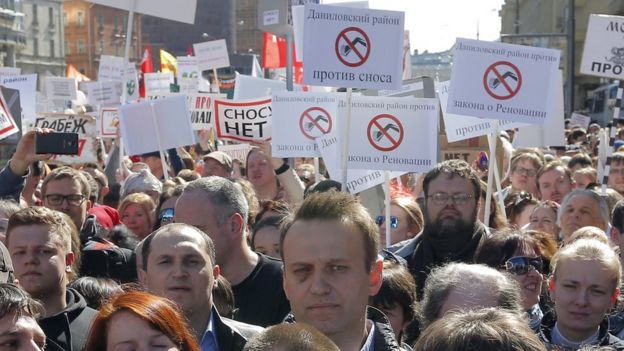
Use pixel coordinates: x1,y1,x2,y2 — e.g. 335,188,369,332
2,121,624,351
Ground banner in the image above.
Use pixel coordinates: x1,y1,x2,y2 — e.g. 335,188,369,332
33,114,98,164
193,39,230,71
214,97,272,142
144,72,174,97
187,93,221,130
580,14,624,80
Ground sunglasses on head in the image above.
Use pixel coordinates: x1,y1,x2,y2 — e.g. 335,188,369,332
375,216,398,229
502,256,543,275
158,208,175,225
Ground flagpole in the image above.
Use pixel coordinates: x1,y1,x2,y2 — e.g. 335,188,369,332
212,68,221,94
118,0,136,170
342,88,352,192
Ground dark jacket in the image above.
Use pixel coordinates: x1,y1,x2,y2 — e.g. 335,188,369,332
0,163,25,202
214,308,263,351
38,288,98,351
284,307,401,351
538,311,624,350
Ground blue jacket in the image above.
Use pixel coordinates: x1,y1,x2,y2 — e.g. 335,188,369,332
0,163,25,202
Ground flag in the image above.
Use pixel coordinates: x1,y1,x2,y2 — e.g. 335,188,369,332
66,64,91,82
262,32,288,69
139,46,154,98
186,45,194,57
160,49,177,75
251,55,263,78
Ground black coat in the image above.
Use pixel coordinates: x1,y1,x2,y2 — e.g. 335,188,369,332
537,311,624,350
214,308,264,351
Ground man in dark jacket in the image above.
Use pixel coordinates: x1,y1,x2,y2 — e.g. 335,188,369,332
393,160,487,299
5,207,97,351
280,191,401,351
140,223,262,351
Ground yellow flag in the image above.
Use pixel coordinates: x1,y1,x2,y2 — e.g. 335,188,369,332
160,49,177,75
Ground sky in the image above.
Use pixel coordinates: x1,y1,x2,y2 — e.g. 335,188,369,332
322,0,506,54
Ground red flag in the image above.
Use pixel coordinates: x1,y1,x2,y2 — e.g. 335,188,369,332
262,32,289,69
139,46,154,98
186,44,194,57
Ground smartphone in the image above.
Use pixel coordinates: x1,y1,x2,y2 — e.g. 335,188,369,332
35,133,80,155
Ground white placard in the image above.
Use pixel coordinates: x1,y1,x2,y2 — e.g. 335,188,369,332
437,80,527,142
45,77,77,101
214,97,272,142
263,9,279,26
98,55,125,81
218,143,252,162
99,108,119,138
513,71,566,148
570,112,591,130
233,74,302,100
272,91,340,157
580,14,624,80
82,81,120,106
447,38,560,125
0,67,21,77
193,39,230,71
124,66,140,103
1,74,37,126
177,56,200,93
303,4,404,90
347,96,438,172
144,72,174,97
33,114,98,164
87,0,197,24
0,93,19,141
187,93,221,130
118,95,196,155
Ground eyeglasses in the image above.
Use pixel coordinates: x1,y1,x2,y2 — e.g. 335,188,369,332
427,192,473,205
44,194,86,207
375,216,398,229
502,256,542,275
513,167,537,177
158,208,174,225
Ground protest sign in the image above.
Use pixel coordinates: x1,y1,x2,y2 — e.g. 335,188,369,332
124,66,140,102
193,39,230,71
347,96,438,172
144,72,174,97
272,91,339,157
1,86,22,142
437,80,527,142
0,67,21,77
187,93,221,130
82,81,120,106
45,77,77,101
303,3,404,90
177,56,200,93
233,74,302,100
33,114,98,164
570,112,591,130
99,108,119,138
0,93,19,141
447,38,560,125
98,55,125,81
214,97,272,142
1,74,37,126
218,143,252,162
87,0,197,24
580,14,624,80
118,95,195,155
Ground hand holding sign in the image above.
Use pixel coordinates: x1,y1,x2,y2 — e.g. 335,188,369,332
250,140,284,169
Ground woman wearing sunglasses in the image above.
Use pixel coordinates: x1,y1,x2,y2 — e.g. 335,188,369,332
377,195,424,248
538,239,624,349
474,230,546,330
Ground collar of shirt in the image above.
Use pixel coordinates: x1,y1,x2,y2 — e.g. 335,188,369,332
360,319,376,351
200,311,219,351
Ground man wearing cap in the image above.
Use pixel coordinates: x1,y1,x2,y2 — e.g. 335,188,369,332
202,151,233,178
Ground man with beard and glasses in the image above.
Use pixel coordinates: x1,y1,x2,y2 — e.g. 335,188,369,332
393,160,487,299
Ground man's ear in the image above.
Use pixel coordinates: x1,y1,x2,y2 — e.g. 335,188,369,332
65,252,75,267
213,264,221,283
369,258,383,296
548,276,556,293
611,288,621,306
229,213,245,236
610,227,621,246
86,199,93,211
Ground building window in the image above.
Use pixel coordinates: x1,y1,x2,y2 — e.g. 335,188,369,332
33,37,38,56
63,12,68,26
48,7,53,26
64,40,69,54
32,4,38,24
113,15,119,28
77,40,85,54
50,40,54,57
76,11,84,26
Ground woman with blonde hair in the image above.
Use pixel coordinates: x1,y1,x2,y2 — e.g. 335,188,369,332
538,239,624,349
118,192,156,239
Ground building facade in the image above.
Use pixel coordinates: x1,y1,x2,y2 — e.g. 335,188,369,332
410,49,453,83
0,0,27,68
500,0,624,111
63,0,142,79
16,0,65,77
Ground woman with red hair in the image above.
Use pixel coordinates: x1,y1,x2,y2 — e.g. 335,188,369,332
84,290,199,351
